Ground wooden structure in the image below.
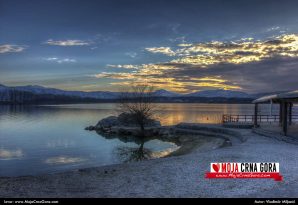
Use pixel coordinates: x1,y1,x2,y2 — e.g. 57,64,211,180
253,90,298,136
222,114,298,124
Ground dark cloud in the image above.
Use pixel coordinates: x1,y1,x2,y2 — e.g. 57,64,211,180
96,34,298,93
163,57,298,93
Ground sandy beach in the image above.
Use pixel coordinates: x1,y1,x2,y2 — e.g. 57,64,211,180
1,128,298,198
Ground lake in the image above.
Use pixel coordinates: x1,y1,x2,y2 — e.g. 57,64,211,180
0,103,291,176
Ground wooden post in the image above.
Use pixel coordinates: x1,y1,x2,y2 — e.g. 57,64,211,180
270,100,273,116
279,102,282,126
254,103,258,127
282,102,288,136
289,102,293,126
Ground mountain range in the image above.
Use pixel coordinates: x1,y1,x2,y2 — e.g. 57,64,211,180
0,84,275,104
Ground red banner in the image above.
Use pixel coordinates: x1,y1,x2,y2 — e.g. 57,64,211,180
205,172,283,181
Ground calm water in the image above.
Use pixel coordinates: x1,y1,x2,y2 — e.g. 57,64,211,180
0,103,294,177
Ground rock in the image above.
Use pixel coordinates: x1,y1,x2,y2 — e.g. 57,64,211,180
89,113,162,137
94,113,161,131
85,126,95,131
118,128,133,135
95,116,120,129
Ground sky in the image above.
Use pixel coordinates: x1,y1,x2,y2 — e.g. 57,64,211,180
1,0,298,93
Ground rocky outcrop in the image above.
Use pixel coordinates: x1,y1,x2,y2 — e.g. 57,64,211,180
85,113,161,134
86,117,244,147
117,113,161,127
96,116,120,129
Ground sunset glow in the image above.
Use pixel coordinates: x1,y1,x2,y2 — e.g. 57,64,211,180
1,0,298,93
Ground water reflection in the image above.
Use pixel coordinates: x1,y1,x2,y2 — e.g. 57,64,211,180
46,139,76,148
97,131,151,162
1,103,296,176
44,156,86,165
114,142,179,162
115,143,149,162
0,148,24,160
157,103,298,125
0,104,178,176
158,103,252,124
98,131,179,162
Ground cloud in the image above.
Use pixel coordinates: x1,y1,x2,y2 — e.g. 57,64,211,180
107,64,138,69
45,39,91,46
92,34,298,93
266,26,280,32
93,72,135,80
239,38,254,42
125,52,137,58
94,64,236,92
45,57,76,63
150,34,298,67
146,34,298,65
145,47,176,56
169,36,187,43
45,57,58,61
0,44,26,54
177,43,192,47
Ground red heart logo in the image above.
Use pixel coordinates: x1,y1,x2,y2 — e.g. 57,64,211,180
212,164,220,172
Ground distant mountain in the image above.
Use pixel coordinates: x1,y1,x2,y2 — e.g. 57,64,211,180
185,89,253,98
152,89,181,97
0,84,268,104
12,85,120,99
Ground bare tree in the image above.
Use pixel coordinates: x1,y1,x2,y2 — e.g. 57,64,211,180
117,84,157,138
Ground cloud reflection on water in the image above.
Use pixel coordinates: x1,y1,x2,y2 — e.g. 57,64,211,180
0,148,24,160
44,156,86,165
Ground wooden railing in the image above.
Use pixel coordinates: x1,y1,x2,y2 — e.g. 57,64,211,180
222,114,298,124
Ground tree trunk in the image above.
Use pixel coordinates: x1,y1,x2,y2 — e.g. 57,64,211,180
138,141,144,152
137,141,145,160
140,123,145,138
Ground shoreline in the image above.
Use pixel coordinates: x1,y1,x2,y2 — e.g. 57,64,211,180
1,127,298,198
94,126,229,158
167,134,226,157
